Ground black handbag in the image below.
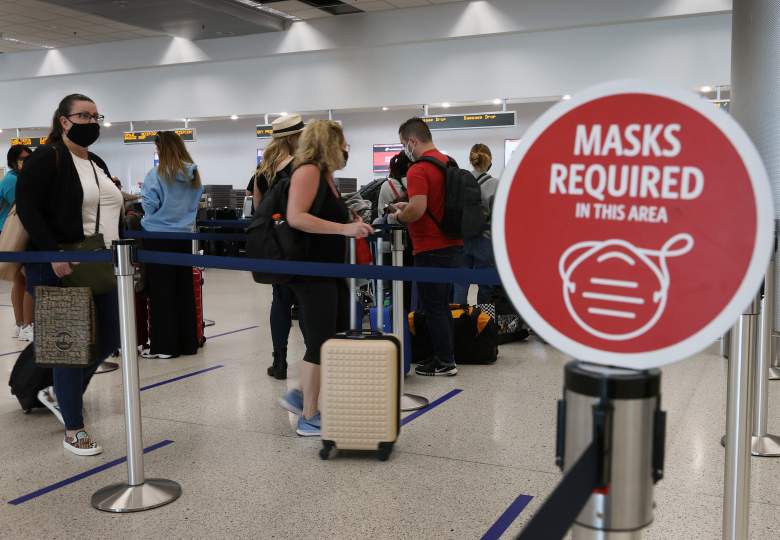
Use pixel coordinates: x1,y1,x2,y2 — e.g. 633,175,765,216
60,159,116,295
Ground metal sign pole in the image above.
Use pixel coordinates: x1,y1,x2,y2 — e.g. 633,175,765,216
92,240,181,512
390,228,429,412
723,295,759,539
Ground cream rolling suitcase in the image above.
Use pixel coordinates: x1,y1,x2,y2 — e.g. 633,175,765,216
319,237,401,461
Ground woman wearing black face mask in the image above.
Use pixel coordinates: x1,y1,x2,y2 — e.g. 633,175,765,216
16,93,122,457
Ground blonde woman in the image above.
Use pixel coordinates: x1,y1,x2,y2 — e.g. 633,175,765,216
452,143,499,304
141,131,204,358
252,114,305,380
277,120,373,437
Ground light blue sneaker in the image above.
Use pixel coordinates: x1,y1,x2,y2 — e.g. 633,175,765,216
296,412,321,437
278,389,304,416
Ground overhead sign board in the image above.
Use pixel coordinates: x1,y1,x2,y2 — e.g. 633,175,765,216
373,143,404,174
11,137,47,147
492,80,773,368
256,124,273,139
123,129,196,144
421,111,515,131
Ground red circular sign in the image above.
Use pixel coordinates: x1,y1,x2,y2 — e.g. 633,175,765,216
493,81,773,368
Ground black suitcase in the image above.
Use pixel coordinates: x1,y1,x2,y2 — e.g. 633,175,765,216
8,344,53,412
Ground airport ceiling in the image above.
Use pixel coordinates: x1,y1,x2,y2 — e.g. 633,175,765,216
0,0,465,53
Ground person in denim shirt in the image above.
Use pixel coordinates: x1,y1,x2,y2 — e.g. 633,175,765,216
140,131,204,358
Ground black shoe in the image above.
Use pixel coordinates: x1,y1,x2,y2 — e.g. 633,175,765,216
415,361,458,377
267,349,288,380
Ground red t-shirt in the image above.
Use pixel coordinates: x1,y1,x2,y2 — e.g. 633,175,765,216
405,149,464,255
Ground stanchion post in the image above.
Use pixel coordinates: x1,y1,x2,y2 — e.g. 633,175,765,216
92,239,182,512
560,362,664,540
751,256,780,456
723,294,759,539
771,221,780,380
390,228,429,412
349,238,358,329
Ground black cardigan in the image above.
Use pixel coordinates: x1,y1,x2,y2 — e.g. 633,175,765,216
16,142,112,252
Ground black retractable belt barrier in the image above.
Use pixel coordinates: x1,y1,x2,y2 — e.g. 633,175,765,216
516,442,599,540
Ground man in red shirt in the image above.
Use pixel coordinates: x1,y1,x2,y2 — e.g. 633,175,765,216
391,118,463,376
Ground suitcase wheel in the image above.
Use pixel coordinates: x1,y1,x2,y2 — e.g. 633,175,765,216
319,440,335,460
377,442,394,462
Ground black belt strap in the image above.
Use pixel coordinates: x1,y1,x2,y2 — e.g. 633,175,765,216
516,442,598,540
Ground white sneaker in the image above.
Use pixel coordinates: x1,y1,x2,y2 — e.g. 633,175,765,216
18,324,33,342
12,325,21,338
63,431,102,456
141,351,173,359
37,387,65,426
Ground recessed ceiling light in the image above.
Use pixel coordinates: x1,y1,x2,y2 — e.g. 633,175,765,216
492,98,502,105
381,107,389,111
0,129,3,134
230,114,239,120
562,94,572,101
700,85,713,93
279,112,288,116
103,122,112,127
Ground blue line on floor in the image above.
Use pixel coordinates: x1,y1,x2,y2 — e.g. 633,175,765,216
140,364,224,391
205,325,259,340
401,388,462,426
481,494,534,540
0,349,24,357
7,439,174,506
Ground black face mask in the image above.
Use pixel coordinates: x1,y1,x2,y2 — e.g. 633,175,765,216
67,122,100,147
342,149,349,166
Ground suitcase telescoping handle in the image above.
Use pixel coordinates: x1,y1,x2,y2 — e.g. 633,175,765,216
348,235,383,333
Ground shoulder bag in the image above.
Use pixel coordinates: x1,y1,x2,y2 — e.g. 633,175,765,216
34,286,97,368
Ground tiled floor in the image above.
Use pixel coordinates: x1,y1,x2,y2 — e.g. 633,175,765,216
1,270,779,539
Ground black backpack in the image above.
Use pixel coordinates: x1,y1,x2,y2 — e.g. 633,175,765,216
245,170,326,284
417,156,484,239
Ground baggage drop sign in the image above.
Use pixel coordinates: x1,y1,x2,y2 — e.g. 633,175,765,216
492,80,774,368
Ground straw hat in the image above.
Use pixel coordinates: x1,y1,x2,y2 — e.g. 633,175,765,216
272,114,304,138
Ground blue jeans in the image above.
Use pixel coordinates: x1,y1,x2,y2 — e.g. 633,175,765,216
413,246,462,367
452,235,495,305
25,263,120,430
270,283,301,351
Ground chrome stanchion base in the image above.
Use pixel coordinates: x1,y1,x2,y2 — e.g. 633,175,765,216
402,393,429,412
94,361,119,374
92,479,182,513
751,434,780,456
768,366,780,380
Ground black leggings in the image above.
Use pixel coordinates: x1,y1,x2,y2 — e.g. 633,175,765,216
144,237,198,356
289,278,349,365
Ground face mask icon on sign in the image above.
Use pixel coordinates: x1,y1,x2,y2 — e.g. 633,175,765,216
558,233,694,341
